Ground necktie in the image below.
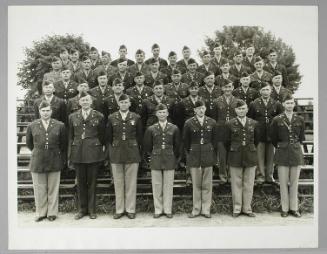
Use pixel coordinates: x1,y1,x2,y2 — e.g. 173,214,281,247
83,111,88,120
43,120,49,130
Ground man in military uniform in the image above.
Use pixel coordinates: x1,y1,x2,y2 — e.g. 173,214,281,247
215,58,237,88
164,69,189,104
232,72,259,106
68,48,82,75
270,70,292,102
181,58,204,87
197,50,219,76
210,42,227,71
89,70,113,117
43,56,63,84
248,82,284,184
54,68,78,103
162,51,179,83
144,58,169,87
198,71,222,119
145,43,168,70
243,43,256,73
59,47,71,69
264,48,289,87
108,59,135,90
94,51,117,78
143,104,181,218
250,56,273,90
183,100,217,218
141,81,175,128
126,72,153,116
26,101,67,222
34,81,67,124
270,95,305,218
111,45,135,67
213,79,239,183
128,49,150,76
106,94,143,219
225,99,259,217
68,92,106,220
89,46,102,70
229,50,251,88
103,78,125,119
177,46,192,74
73,56,97,89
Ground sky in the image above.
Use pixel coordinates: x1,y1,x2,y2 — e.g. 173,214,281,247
8,5,318,99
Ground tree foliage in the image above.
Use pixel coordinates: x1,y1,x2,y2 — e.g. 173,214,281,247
17,34,90,99
203,26,302,92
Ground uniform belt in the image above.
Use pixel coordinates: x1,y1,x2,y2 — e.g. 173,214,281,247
34,144,59,149
113,138,137,142
191,142,210,145
154,145,173,149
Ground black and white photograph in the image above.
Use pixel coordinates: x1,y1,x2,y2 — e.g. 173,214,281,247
8,4,318,250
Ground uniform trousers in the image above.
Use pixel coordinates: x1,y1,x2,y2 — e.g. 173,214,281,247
151,169,175,215
217,142,228,181
256,142,275,182
278,166,301,212
190,167,213,215
230,166,256,214
111,163,139,214
75,163,99,214
31,171,61,217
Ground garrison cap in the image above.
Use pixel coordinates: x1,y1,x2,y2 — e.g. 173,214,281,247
153,80,163,87
51,56,61,63
61,67,71,72
235,99,247,108
135,49,144,54
78,81,89,87
202,50,210,57
220,58,229,66
70,48,79,54
203,71,215,78
182,45,190,51
171,69,181,75
213,42,222,48
282,94,294,102
97,70,107,77
90,46,98,52
112,78,124,86
233,50,243,57
188,81,199,88
269,48,277,54
82,55,91,61
155,103,168,111
59,47,68,53
38,100,51,110
134,71,144,77
119,45,127,50
194,100,205,108
42,80,54,87
118,94,129,101
168,51,177,57
152,43,160,50
149,58,159,64
245,42,255,49
117,58,128,64
254,56,263,63
272,70,282,77
101,51,110,56
187,58,197,65
79,91,90,98
259,81,271,89
221,78,234,87
240,72,250,78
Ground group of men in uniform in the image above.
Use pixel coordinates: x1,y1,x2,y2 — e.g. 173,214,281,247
26,42,305,222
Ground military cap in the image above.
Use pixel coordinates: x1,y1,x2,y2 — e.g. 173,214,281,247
194,100,205,108
171,69,181,75
82,55,91,61
134,71,144,77
240,71,250,78
233,50,243,57
153,80,163,87
259,81,272,89
135,49,144,55
188,81,200,88
90,46,98,52
59,47,68,53
78,82,89,87
149,58,159,64
70,48,79,54
112,78,124,86
272,70,282,77
155,103,168,111
220,58,229,66
118,94,129,101
182,46,190,51
51,56,61,63
101,51,110,56
187,58,197,65
117,58,128,64
221,78,234,87
97,70,107,77
235,99,247,108
42,80,54,87
119,45,127,50
269,48,277,54
202,50,210,57
79,91,90,98
203,71,215,78
168,51,177,57
245,42,255,49
61,67,71,72
254,56,263,63
38,100,51,110
213,42,222,48
152,43,160,50
282,94,294,102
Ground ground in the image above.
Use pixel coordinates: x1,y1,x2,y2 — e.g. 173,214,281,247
18,211,314,228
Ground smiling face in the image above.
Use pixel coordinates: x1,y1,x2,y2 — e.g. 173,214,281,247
39,106,52,120
117,61,128,72
70,51,79,62
213,46,223,56
152,48,160,58
220,63,230,73
119,48,127,58
42,83,55,96
60,50,69,61
168,54,177,65
156,109,169,122
79,95,93,110
89,50,99,60
260,86,272,98
153,84,164,97
101,54,111,65
272,75,283,86
235,104,248,118
77,83,89,93
246,47,255,56
187,63,197,73
189,86,199,96
171,73,182,84
254,60,264,71
97,75,108,87
222,83,234,95
135,53,145,63
112,82,124,94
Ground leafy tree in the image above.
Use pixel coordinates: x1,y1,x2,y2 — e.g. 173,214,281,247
17,34,90,100
203,26,302,92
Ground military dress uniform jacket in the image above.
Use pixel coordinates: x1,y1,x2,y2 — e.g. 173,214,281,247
111,58,135,67
66,95,103,117
225,117,259,167
26,119,67,173
176,59,189,74
248,97,284,143
68,61,83,74
73,69,97,89
164,82,189,103
229,64,252,79
126,85,153,115
161,65,179,83
106,111,143,164
53,80,79,102
144,72,169,87
34,96,67,124
181,71,205,87
270,86,292,102
183,116,217,168
68,109,106,163
198,86,222,118
232,86,260,106
89,86,114,116
215,74,238,88
197,63,220,76
243,56,256,73
144,57,168,70
250,71,273,90
143,122,181,170
108,72,135,90
210,56,227,73
90,59,103,70
264,62,289,87
270,113,305,166
128,63,150,76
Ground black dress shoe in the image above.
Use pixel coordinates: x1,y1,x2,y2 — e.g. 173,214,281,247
127,213,136,219
113,213,125,219
244,212,256,217
47,216,57,221
202,214,211,218
165,213,173,218
281,211,289,217
89,214,97,219
232,213,240,218
34,216,47,222
289,210,301,218
74,212,87,220
188,213,200,218
153,213,162,219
